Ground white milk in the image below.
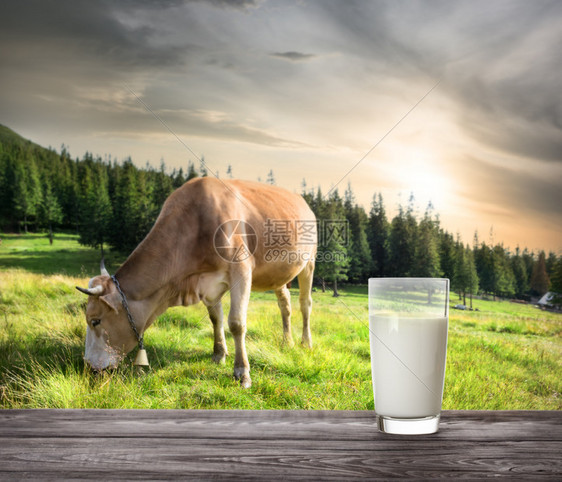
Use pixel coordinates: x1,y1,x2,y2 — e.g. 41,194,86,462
370,316,448,418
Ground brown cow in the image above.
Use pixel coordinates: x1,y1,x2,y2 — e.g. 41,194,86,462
77,178,317,388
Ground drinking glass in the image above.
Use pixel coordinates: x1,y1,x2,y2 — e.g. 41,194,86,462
369,278,449,435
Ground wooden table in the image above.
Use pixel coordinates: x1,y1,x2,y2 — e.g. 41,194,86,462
0,410,560,479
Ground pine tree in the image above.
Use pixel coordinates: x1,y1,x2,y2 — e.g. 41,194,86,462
521,249,535,294
199,157,208,177
530,251,550,296
172,167,186,188
367,193,389,277
511,247,529,298
451,240,479,306
58,149,79,231
549,256,562,295
343,184,371,283
135,168,156,242
452,237,466,302
78,162,112,256
315,190,348,295
412,203,442,278
474,242,493,297
311,188,326,292
153,161,174,211
300,180,314,208
13,154,42,233
545,252,557,279
186,161,198,181
109,160,145,252
0,147,9,227
388,200,417,277
266,169,276,185
465,245,479,308
473,231,480,250
439,230,456,281
490,244,516,299
26,155,43,230
40,177,63,244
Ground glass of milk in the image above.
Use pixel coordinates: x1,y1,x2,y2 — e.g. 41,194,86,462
369,278,449,435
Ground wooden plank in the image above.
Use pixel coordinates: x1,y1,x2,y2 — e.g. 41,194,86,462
1,409,560,439
0,410,561,479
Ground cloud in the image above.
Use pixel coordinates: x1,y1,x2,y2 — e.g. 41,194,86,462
307,0,562,164
0,0,560,251
106,0,259,10
60,90,310,149
0,1,196,72
189,0,258,8
270,51,316,62
157,108,311,148
436,2,562,164
456,156,562,219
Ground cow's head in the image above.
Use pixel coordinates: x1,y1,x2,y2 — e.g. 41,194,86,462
76,264,139,371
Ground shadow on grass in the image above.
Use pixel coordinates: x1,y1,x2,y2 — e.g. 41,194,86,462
1,233,80,242
0,333,216,388
0,337,86,382
0,250,125,277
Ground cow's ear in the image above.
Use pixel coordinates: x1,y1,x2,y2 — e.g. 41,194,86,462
100,293,120,314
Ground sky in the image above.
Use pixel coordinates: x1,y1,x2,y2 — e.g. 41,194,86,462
1,0,561,253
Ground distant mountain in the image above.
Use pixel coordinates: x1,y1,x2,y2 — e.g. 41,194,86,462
0,124,39,149
0,124,62,167
0,124,72,232
0,124,192,252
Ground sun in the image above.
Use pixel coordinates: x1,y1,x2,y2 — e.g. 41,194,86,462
386,146,453,210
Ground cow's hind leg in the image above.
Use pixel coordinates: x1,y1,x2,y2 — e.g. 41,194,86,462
228,265,252,388
297,259,314,348
275,285,293,346
205,299,228,364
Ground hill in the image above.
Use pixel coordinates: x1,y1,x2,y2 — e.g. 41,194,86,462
0,124,194,252
0,124,32,146
0,124,70,232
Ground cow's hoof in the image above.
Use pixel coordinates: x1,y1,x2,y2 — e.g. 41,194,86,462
212,352,227,364
233,367,251,388
301,337,313,349
282,335,295,348
239,374,252,389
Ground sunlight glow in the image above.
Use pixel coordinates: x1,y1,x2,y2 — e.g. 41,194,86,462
381,145,454,212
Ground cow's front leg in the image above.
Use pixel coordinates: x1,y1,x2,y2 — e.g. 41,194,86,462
205,299,228,364
275,285,293,346
228,266,252,388
297,259,315,349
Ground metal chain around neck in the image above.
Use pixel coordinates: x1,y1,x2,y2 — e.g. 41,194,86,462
111,275,144,350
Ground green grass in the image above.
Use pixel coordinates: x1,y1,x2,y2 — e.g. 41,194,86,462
0,232,123,277
1,233,561,409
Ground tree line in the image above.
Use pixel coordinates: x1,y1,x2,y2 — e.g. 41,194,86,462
0,125,198,252
1,124,561,301
304,186,560,303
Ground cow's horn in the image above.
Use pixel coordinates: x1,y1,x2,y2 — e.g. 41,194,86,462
76,285,104,296
100,258,110,277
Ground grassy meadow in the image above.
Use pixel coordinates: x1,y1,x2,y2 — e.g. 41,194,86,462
0,232,561,409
